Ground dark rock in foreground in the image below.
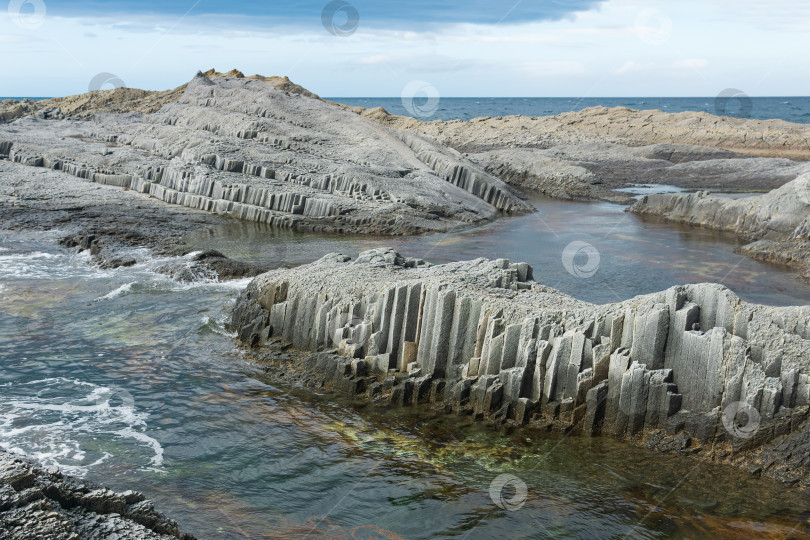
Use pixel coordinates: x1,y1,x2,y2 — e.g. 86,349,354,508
231,248,810,489
0,450,194,540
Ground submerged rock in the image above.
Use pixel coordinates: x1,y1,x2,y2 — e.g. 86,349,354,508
0,450,194,539
231,248,810,488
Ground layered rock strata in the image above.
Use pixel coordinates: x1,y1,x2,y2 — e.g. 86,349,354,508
363,105,810,160
359,105,810,202
231,248,810,487
0,450,194,539
631,173,810,280
0,73,530,235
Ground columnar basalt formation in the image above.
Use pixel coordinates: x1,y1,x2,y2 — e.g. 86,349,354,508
231,248,810,487
0,73,530,235
630,173,810,280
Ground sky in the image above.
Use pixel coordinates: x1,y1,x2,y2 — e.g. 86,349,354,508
2,0,808,97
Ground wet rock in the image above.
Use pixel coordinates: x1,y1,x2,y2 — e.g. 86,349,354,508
0,450,194,539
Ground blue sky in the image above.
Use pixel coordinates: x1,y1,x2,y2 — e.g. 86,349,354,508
2,0,808,97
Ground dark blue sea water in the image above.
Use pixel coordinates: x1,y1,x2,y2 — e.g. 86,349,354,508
5,96,810,123
0,97,51,101
329,96,810,124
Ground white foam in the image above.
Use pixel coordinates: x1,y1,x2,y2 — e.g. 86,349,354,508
0,378,164,476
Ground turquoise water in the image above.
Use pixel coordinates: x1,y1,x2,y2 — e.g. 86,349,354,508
330,96,810,123
2,197,810,539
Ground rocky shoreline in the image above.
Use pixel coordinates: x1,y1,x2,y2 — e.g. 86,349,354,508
3,70,810,282
230,248,810,490
3,70,810,535
0,450,194,539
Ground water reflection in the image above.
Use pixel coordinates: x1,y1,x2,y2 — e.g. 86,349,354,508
186,196,810,306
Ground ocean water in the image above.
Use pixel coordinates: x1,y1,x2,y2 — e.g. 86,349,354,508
330,96,810,124
5,95,809,123
0,97,51,101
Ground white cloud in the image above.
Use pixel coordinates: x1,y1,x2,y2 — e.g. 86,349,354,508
521,61,587,76
672,58,708,69
615,60,654,74
0,33,25,43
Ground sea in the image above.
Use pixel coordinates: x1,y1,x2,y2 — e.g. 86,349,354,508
329,96,810,123
7,95,810,123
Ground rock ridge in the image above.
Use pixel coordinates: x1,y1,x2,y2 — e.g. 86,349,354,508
0,74,530,235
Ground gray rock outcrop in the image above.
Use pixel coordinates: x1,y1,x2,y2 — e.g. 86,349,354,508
231,248,810,487
0,450,194,539
0,73,530,235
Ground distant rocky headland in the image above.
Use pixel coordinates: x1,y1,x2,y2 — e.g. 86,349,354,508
2,69,809,493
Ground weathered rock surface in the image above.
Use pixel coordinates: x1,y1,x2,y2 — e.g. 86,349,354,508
231,248,810,488
0,69,318,124
0,72,530,235
472,144,810,203
364,105,810,160
358,104,810,203
631,173,810,280
0,450,194,539
0,160,266,279
7,73,809,209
